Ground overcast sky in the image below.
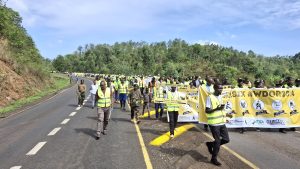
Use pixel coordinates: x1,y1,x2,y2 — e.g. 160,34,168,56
5,0,300,59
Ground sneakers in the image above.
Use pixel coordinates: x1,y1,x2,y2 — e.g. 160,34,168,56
206,142,213,154
279,129,286,134
96,136,100,140
102,130,107,135
170,134,174,139
211,159,222,166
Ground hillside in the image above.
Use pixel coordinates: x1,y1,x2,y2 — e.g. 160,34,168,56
0,4,50,108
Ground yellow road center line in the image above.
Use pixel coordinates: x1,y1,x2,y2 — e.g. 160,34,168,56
134,120,153,169
194,125,259,169
139,110,156,118
150,124,195,146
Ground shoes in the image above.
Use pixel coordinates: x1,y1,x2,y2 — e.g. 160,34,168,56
102,130,107,135
206,142,213,154
211,159,222,166
92,106,94,109
170,134,174,139
96,136,100,140
136,120,141,124
279,129,286,134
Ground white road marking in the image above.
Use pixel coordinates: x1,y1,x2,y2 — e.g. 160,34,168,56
26,142,47,155
61,119,70,124
295,131,300,134
10,166,22,169
69,112,77,116
47,127,61,136
76,107,81,110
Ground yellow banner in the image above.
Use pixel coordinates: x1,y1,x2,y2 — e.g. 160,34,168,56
199,87,300,128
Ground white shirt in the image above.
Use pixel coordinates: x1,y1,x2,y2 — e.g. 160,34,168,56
205,95,223,109
90,84,98,94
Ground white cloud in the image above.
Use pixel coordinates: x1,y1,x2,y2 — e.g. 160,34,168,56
194,40,219,46
6,0,300,34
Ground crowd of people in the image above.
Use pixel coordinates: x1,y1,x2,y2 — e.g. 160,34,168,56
74,74,299,166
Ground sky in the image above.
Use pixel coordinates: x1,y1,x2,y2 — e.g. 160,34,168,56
5,0,300,59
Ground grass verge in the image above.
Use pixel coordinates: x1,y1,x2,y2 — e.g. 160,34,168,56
0,73,71,117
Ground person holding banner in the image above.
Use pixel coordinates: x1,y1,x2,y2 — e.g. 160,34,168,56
202,76,215,131
205,84,231,166
166,85,180,138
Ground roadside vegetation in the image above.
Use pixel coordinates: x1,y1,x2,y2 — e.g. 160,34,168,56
0,73,70,117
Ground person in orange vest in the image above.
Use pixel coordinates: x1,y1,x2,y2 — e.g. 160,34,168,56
95,81,113,140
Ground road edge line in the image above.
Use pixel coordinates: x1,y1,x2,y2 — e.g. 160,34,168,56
194,125,259,169
134,120,153,169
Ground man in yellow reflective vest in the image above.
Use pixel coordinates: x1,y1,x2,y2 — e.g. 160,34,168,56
205,84,231,166
118,79,128,111
154,86,165,120
96,81,113,140
166,86,180,138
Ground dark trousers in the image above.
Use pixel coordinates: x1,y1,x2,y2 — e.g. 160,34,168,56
140,87,144,95
155,103,164,118
168,111,178,135
131,106,140,120
208,125,230,160
78,92,85,105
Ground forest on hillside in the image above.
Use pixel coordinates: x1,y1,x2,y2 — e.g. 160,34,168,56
0,2,51,79
52,40,300,86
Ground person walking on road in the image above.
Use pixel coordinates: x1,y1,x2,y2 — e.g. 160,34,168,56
78,79,86,107
119,79,128,111
205,84,231,166
129,84,143,124
154,86,165,120
142,88,151,118
96,81,113,140
166,85,180,139
89,80,98,109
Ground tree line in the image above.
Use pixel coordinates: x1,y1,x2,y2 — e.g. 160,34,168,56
52,39,300,86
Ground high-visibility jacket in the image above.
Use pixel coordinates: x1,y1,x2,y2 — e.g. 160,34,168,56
119,83,127,94
114,81,119,90
167,79,171,85
166,92,180,112
97,89,111,108
206,95,226,125
154,88,165,102
139,80,145,88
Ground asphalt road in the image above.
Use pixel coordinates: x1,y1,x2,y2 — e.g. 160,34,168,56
0,80,145,169
1,79,300,169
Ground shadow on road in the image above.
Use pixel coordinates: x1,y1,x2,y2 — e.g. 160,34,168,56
86,116,98,121
68,104,79,107
159,147,210,164
110,117,132,123
74,128,97,139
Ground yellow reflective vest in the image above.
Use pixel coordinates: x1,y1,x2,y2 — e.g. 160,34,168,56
154,88,165,103
167,92,179,112
97,89,111,108
206,95,226,125
119,83,127,94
